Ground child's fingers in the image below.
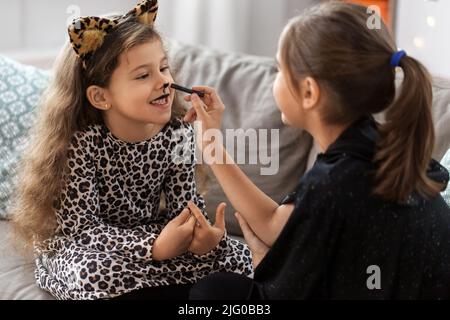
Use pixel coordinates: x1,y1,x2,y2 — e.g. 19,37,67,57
187,201,208,227
186,214,197,229
183,107,197,122
173,208,191,225
190,94,208,119
184,94,204,107
180,214,197,233
192,86,223,106
214,203,226,230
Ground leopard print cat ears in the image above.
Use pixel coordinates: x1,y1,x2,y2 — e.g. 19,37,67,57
68,0,159,68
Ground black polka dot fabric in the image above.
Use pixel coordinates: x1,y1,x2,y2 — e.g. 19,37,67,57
254,116,450,299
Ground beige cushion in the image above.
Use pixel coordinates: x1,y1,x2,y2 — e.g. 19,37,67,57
168,41,312,236
0,221,54,300
431,77,450,161
307,75,450,170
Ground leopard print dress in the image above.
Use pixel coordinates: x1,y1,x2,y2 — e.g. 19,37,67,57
35,119,253,300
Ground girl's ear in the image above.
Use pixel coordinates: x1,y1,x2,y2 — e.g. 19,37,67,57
86,85,111,111
299,77,320,111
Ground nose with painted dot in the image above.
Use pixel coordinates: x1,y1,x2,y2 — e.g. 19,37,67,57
163,82,170,94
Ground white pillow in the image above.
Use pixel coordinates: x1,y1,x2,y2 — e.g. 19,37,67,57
441,148,450,206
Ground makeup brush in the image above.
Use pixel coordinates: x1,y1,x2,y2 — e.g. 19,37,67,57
171,83,205,98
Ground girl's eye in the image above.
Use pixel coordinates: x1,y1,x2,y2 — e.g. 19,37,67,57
136,74,149,80
161,67,170,73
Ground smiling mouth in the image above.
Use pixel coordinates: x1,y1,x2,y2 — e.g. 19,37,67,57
150,94,170,105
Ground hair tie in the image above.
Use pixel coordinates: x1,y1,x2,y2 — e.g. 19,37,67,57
390,50,407,68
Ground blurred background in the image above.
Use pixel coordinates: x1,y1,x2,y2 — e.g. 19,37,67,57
0,0,449,78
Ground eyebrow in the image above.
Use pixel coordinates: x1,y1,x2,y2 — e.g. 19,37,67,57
129,56,168,74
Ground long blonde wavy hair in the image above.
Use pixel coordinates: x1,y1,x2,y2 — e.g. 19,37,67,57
10,19,208,250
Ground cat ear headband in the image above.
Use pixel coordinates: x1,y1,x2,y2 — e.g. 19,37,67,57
68,0,159,68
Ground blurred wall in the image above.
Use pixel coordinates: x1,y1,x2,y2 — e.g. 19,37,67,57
0,0,318,68
157,0,318,57
1,0,448,78
0,0,135,68
396,0,450,78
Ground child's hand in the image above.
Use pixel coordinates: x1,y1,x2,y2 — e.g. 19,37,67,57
235,212,270,269
152,208,196,261
183,86,225,151
187,201,226,256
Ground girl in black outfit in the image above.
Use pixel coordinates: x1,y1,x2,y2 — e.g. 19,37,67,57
183,2,450,299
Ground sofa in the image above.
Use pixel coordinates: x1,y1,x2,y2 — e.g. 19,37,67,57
1,40,450,300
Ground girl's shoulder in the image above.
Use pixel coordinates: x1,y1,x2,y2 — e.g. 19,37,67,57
68,124,105,150
163,119,196,143
303,155,370,195
165,118,194,134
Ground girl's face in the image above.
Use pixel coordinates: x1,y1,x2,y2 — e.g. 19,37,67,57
105,39,174,128
273,52,304,128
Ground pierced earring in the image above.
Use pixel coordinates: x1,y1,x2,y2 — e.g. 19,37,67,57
105,104,110,110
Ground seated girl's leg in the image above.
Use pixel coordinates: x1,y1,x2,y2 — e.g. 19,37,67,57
189,272,262,300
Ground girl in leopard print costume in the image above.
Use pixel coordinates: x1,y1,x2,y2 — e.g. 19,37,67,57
10,0,252,300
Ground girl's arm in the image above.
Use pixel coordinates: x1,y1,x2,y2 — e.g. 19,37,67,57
185,89,294,246
165,123,252,271
235,212,270,269
209,143,294,246
163,123,208,218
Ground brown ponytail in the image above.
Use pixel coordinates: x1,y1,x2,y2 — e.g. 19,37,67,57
373,56,442,201
280,1,443,203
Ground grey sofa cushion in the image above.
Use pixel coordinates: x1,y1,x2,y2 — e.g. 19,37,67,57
168,41,312,235
0,221,53,300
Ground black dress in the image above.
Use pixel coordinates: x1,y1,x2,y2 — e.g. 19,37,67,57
254,116,450,299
